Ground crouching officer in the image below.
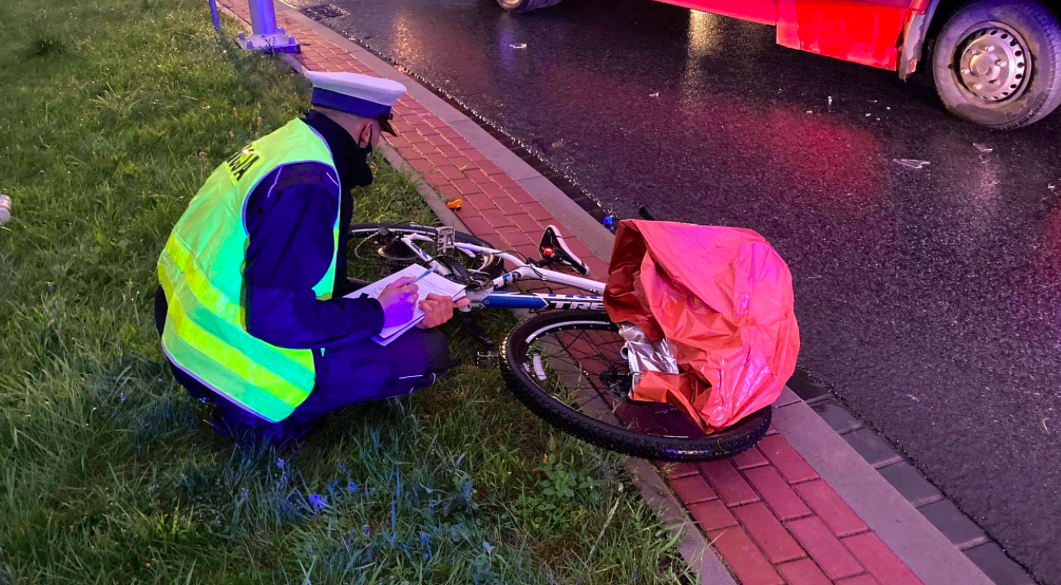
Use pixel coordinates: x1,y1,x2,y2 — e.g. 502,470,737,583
155,71,468,441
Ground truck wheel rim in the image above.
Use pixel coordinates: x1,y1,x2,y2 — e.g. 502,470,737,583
956,24,1030,103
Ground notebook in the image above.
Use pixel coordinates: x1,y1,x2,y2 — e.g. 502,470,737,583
344,264,467,346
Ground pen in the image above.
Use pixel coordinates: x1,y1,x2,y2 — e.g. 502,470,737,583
409,265,437,285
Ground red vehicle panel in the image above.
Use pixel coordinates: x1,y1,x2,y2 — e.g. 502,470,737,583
664,0,778,24
498,0,1061,127
676,0,926,70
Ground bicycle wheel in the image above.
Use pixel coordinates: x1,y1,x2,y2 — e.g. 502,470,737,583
500,311,771,461
348,223,505,278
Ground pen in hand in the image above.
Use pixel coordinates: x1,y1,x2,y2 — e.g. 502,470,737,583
409,265,438,285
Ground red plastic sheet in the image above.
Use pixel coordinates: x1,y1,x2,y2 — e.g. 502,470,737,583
604,220,800,433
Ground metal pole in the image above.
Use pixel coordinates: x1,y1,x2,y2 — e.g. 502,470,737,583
247,0,278,36
208,0,222,35
237,0,300,53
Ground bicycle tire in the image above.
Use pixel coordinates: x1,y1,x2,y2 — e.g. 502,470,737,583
348,222,505,277
500,311,771,462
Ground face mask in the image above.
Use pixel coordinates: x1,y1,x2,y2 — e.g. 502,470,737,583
348,141,374,188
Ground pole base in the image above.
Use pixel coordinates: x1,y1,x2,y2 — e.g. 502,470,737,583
237,30,301,54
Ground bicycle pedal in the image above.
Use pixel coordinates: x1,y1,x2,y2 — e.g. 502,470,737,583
459,312,495,347
475,351,500,368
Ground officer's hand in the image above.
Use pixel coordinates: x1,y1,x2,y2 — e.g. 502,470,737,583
378,277,418,328
417,294,471,329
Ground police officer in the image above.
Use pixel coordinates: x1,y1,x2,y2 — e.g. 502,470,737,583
155,71,467,441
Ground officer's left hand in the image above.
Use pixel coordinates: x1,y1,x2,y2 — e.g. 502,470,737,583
418,294,472,329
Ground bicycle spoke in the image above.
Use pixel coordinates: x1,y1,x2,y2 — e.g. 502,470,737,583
520,321,704,440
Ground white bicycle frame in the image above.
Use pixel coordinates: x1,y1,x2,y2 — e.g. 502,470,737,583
395,233,607,310
392,230,673,394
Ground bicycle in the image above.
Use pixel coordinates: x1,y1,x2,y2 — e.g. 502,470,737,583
347,210,771,462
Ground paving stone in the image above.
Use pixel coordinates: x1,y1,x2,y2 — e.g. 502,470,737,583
836,575,881,585
731,446,770,470
480,209,516,228
437,185,462,200
451,178,480,195
757,435,820,484
668,474,717,504
786,373,832,402
707,528,785,585
776,558,831,585
396,146,423,161
698,459,761,507
810,397,864,434
422,171,451,189
425,153,451,167
742,466,812,521
688,499,738,531
786,517,864,580
477,160,505,176
463,169,491,184
504,186,538,204
877,462,942,507
479,182,508,199
842,428,902,469
407,158,435,174
794,480,868,537
459,217,493,237
495,227,535,247
495,196,528,216
731,503,805,564
436,145,462,159
918,499,988,549
448,155,475,170
524,202,555,222
842,532,924,585
964,543,1036,585
437,165,465,181
774,386,803,408
494,174,520,189
460,147,489,162
463,192,498,212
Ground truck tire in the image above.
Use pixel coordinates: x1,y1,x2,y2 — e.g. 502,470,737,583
932,0,1061,129
496,0,563,14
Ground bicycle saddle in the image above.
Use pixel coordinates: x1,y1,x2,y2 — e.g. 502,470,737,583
539,225,590,276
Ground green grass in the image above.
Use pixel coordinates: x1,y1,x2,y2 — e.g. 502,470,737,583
0,1,691,583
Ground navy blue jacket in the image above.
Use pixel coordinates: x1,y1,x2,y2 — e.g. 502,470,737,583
242,110,383,347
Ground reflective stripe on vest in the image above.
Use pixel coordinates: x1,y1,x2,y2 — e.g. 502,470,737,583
158,119,339,422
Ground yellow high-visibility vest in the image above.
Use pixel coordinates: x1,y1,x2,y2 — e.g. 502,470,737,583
158,119,339,422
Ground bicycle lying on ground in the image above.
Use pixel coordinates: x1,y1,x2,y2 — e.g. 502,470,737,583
347,210,771,462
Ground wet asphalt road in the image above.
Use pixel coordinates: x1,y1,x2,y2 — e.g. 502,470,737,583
288,0,1061,579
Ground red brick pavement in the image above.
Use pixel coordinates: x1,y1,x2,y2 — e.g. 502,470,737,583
218,4,927,583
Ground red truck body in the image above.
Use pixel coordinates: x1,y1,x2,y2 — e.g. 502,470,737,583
662,0,931,71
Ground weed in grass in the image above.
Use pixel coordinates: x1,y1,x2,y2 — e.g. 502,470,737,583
0,0,692,583
25,35,66,59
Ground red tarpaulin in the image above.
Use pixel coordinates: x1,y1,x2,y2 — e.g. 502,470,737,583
604,220,800,433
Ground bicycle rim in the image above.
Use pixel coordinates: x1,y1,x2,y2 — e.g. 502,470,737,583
501,311,771,461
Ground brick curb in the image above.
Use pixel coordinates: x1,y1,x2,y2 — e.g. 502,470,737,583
215,3,1007,583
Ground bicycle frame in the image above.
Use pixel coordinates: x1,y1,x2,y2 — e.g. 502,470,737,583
397,234,607,311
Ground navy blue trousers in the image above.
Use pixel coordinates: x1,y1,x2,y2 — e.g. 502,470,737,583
154,287,450,440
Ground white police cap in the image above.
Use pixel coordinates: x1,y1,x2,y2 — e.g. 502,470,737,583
306,70,407,134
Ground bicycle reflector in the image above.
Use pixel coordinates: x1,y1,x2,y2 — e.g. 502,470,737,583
543,246,555,258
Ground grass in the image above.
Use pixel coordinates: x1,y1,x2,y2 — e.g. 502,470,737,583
0,0,692,583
